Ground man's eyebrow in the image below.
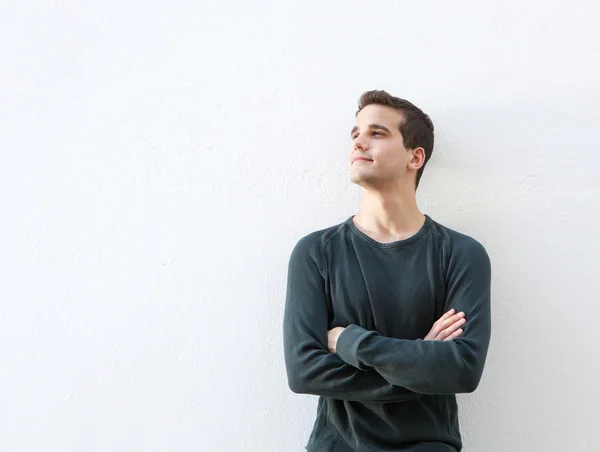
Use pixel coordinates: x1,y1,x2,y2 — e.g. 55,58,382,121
350,124,392,136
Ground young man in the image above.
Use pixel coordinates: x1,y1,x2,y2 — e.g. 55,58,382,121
283,90,492,451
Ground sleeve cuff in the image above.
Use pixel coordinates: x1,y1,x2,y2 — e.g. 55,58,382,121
335,324,373,370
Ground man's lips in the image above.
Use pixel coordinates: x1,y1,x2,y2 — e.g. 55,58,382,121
353,157,373,162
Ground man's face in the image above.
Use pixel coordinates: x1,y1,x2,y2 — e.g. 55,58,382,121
348,104,413,189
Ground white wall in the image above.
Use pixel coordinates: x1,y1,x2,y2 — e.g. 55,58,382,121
2,1,599,451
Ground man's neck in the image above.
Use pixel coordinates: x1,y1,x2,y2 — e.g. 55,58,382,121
354,189,425,243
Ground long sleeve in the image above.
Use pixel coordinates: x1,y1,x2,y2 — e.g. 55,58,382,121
283,235,422,403
335,236,492,395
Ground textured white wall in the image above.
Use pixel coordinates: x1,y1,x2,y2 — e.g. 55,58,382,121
1,1,599,451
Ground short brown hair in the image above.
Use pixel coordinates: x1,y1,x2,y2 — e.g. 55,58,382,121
356,90,434,190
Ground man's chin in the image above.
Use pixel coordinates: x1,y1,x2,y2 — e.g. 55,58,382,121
349,173,375,187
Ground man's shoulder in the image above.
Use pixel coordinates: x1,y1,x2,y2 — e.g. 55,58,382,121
428,216,490,260
288,218,347,262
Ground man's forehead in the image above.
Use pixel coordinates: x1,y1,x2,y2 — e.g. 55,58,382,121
354,105,403,129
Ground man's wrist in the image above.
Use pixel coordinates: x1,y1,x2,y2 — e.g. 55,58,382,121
336,324,372,369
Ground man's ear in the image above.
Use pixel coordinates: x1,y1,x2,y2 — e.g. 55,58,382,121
409,147,426,170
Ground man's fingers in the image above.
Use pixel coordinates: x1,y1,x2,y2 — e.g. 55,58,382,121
425,309,467,341
430,311,461,337
435,316,466,340
437,309,456,323
443,328,463,341
440,317,466,339
431,310,455,333
435,310,464,327
439,312,465,330
446,317,466,333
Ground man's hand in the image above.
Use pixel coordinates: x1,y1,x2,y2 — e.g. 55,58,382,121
327,309,465,353
424,309,466,341
327,326,346,353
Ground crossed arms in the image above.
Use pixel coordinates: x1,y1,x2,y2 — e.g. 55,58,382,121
282,235,492,402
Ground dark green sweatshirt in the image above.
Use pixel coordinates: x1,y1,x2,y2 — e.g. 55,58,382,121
283,214,492,452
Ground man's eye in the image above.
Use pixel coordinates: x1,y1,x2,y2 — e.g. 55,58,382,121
372,131,383,136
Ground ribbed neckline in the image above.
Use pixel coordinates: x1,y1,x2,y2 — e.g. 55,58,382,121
345,214,432,248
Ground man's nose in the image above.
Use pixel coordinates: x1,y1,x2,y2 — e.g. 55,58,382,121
353,135,369,151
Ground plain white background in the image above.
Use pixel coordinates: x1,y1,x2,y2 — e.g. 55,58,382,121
1,1,599,451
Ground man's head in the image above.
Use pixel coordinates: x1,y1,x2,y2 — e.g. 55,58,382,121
348,90,434,191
